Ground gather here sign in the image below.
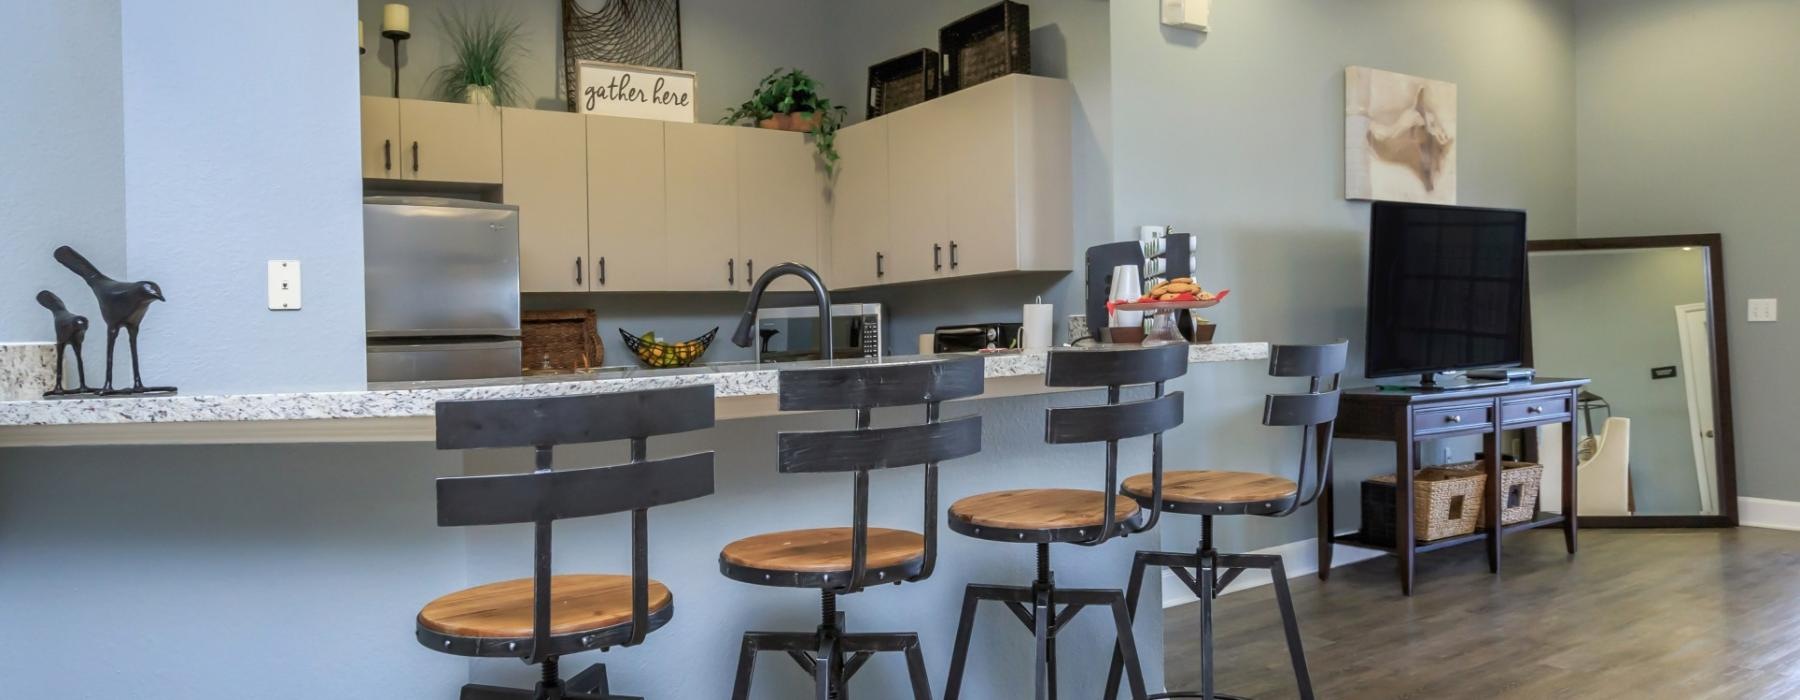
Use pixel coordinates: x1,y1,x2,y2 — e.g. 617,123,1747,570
576,61,697,123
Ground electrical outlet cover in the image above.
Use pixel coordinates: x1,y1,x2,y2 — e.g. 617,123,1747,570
268,260,302,310
1748,298,1778,323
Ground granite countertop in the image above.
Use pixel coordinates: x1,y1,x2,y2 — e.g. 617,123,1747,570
0,343,1269,429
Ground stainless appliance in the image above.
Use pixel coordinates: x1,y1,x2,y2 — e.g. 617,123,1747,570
934,322,1023,353
753,303,882,363
363,196,521,382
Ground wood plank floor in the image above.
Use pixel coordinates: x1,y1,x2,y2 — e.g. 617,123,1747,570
1165,528,1800,699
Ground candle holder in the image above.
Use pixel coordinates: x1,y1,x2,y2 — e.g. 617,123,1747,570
382,28,410,98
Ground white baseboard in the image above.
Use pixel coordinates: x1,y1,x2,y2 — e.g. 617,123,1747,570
1739,497,1800,532
1161,535,1385,608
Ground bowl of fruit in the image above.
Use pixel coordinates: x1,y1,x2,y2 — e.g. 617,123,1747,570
619,327,717,368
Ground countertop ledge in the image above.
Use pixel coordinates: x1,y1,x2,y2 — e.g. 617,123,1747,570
0,344,1268,446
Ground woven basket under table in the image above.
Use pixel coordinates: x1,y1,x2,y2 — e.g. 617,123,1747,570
1443,461,1545,527
1368,467,1487,542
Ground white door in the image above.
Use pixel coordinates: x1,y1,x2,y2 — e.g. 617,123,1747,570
1675,303,1718,515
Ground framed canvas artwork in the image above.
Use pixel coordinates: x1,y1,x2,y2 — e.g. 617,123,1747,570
1346,66,1457,204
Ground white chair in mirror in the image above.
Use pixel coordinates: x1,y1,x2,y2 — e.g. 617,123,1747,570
1538,418,1633,516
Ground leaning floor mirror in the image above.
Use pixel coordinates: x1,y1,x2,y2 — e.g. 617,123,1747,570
1522,234,1738,528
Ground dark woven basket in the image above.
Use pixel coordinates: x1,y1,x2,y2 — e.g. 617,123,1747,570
521,309,603,372
868,49,942,119
939,1,1030,93
1361,477,1400,547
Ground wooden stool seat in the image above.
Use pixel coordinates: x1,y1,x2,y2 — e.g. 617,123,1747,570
417,574,673,655
1123,469,1300,516
948,488,1142,542
720,527,926,588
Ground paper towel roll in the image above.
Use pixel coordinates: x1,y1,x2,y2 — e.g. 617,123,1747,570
1022,303,1054,350
918,332,936,355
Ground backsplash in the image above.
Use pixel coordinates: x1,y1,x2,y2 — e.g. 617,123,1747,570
0,343,56,400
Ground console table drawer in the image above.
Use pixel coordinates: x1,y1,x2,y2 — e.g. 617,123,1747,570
1414,403,1494,437
1502,392,1572,426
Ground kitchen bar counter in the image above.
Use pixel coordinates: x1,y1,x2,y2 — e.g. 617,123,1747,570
0,342,1268,447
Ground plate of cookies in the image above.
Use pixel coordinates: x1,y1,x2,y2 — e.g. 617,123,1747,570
1111,277,1229,311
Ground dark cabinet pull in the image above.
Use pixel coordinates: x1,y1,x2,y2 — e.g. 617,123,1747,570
598,257,607,285
876,252,885,278
746,259,754,282
575,257,583,285
728,258,735,286
411,141,419,173
383,139,392,171
933,243,943,272
950,240,960,270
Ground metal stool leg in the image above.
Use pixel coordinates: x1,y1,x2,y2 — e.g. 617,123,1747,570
901,637,932,700
1105,551,1153,698
944,584,984,700
1218,553,1314,700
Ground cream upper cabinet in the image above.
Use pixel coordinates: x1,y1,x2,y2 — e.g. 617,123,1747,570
360,97,401,180
827,120,890,289
586,115,667,291
736,128,824,292
665,123,741,292
398,99,503,184
884,103,951,283
503,108,589,293
941,76,1073,278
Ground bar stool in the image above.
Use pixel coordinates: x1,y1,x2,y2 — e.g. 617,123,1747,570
722,356,985,700
1103,340,1347,700
417,385,717,700
945,343,1190,700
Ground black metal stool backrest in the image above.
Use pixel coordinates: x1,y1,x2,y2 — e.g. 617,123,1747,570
1264,340,1348,518
776,357,985,592
1044,343,1189,544
432,385,717,663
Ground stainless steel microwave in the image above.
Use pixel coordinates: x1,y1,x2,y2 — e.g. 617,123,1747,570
753,303,883,363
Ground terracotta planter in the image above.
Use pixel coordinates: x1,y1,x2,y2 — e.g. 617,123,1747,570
758,112,823,132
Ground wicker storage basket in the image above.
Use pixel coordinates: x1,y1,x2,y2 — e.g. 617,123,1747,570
1444,461,1544,527
1365,468,1488,542
868,49,941,119
939,1,1031,93
520,309,603,373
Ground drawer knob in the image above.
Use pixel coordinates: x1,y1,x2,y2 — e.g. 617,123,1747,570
1446,415,1464,424
1528,406,1545,414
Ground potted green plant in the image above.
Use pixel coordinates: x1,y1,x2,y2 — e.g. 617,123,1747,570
430,7,525,107
721,68,848,174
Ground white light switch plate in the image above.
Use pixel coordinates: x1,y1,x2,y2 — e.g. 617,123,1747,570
1749,298,1778,323
268,260,302,310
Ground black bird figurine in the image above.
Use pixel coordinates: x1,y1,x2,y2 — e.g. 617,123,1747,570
53,245,176,395
35,290,93,396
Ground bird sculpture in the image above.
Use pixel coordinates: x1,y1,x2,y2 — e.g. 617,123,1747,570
35,290,92,396
52,245,175,395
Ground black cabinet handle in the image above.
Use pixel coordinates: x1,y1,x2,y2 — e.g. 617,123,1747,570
728,258,735,286
411,141,419,173
950,240,960,270
598,257,606,285
746,259,754,282
933,244,943,272
383,139,392,171
575,256,583,285
876,252,885,278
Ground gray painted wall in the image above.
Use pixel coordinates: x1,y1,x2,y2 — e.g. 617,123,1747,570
1574,0,1800,502
121,0,367,394
1109,0,1579,552
1530,249,1708,514
0,0,125,343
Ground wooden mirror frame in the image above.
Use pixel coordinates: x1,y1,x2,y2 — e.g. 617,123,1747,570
1523,233,1739,528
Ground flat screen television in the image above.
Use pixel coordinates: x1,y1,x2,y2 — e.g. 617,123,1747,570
1364,202,1528,383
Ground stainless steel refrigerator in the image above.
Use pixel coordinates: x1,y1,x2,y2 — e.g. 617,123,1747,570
363,196,521,382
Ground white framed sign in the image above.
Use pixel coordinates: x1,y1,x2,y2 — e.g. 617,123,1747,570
576,60,697,123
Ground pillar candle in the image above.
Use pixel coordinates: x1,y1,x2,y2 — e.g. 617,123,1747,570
382,3,410,34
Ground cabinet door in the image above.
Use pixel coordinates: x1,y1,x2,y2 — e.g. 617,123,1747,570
399,99,503,184
884,104,949,283
665,122,740,292
586,115,667,291
503,108,589,293
737,128,824,292
362,97,402,180
827,120,889,289
940,80,1020,277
